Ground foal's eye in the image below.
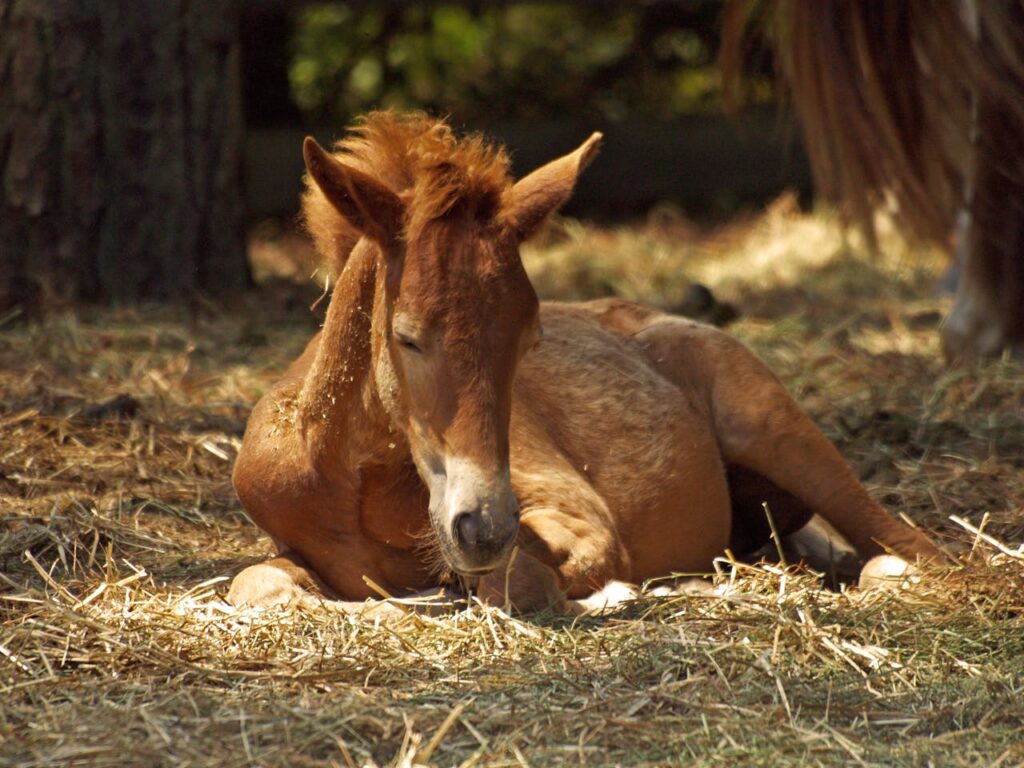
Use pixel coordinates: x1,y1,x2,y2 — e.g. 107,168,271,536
395,332,423,354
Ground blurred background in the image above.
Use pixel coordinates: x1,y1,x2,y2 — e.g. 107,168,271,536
1,0,811,310
243,0,805,221
6,7,1024,764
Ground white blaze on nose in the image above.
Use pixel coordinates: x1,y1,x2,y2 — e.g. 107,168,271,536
441,455,520,566
443,455,514,524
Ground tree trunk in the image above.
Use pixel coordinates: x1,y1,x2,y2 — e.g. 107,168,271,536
0,0,247,312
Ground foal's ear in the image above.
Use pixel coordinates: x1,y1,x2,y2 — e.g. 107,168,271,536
303,137,404,245
504,132,602,242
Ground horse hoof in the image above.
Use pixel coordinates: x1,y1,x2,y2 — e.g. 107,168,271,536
858,554,920,591
227,563,306,608
574,580,639,614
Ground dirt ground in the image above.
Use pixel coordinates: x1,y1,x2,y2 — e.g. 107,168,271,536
2,203,1023,767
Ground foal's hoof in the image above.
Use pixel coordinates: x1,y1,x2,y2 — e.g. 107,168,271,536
858,555,920,591
228,563,306,608
572,580,639,614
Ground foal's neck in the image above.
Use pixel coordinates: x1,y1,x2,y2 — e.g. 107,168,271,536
298,242,385,468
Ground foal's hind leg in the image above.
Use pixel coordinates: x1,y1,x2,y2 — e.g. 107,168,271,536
727,464,862,582
782,515,863,583
639,320,941,564
703,334,941,563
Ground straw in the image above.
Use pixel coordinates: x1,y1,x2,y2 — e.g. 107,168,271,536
2,204,1022,766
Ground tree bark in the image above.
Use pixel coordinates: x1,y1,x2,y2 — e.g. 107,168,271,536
0,0,247,312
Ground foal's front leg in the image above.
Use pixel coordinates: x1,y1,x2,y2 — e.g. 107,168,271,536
475,556,653,616
229,551,436,618
228,551,326,608
474,546,569,614
474,503,631,614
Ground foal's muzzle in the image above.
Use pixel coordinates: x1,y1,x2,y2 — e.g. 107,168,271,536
432,458,520,575
447,498,520,574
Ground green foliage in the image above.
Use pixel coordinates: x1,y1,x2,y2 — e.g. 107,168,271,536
289,2,745,124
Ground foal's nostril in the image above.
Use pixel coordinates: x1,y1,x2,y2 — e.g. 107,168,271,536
453,511,481,549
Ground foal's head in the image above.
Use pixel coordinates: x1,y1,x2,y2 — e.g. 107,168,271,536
303,113,600,576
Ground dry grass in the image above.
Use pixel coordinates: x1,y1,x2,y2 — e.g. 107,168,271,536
3,202,1024,767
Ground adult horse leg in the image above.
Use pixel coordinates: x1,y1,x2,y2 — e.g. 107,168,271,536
943,185,1024,359
941,66,1024,360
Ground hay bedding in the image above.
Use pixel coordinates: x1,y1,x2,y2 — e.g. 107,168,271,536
2,211,1023,767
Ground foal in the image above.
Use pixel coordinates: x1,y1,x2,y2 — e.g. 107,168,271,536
229,112,940,613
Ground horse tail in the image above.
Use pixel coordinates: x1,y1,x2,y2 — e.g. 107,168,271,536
721,0,1024,247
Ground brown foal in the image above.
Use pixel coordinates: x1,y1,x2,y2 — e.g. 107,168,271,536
228,112,941,613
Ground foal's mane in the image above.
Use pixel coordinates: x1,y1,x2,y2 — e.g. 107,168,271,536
303,111,513,278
